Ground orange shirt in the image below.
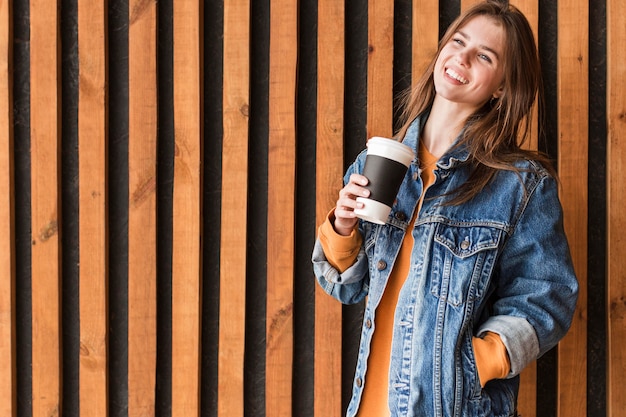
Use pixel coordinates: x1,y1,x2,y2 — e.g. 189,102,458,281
356,141,437,417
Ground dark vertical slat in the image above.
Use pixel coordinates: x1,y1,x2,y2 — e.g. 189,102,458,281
393,0,412,133
343,0,368,168
157,0,174,415
537,1,559,415
13,0,32,414
293,0,317,414
60,0,79,415
342,0,367,412
246,0,269,415
538,0,558,162
108,0,130,415
587,1,607,416
342,0,367,165
438,0,460,40
202,0,223,416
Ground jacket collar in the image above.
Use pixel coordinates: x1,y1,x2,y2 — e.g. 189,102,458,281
402,111,471,170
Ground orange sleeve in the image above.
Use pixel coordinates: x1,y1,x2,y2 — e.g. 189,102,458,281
472,331,511,387
317,209,362,273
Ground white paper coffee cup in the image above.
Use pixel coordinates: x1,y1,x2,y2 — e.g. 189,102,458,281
353,137,415,224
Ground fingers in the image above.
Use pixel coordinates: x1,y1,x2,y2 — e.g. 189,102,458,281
333,175,369,235
348,173,369,188
342,174,369,200
337,175,369,211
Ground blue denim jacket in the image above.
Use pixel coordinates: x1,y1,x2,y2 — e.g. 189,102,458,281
312,116,579,417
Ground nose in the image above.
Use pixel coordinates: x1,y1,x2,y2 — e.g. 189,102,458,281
455,50,470,67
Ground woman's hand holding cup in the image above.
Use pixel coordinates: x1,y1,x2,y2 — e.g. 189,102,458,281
333,174,370,236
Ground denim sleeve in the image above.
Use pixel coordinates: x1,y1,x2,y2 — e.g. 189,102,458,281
310,149,370,305
312,239,369,305
482,173,579,377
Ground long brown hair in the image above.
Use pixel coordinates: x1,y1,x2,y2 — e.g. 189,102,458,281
396,0,556,204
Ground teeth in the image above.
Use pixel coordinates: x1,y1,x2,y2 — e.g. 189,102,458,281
446,68,468,84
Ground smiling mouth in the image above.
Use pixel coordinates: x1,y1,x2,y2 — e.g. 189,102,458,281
445,68,469,84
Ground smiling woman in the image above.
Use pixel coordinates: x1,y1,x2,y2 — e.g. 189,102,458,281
312,2,578,416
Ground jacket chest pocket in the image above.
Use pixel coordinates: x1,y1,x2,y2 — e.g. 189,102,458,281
429,224,502,307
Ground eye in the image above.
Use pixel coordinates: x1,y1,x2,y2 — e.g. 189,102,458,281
452,37,465,46
478,53,493,63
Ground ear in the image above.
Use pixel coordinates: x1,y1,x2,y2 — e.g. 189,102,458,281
492,85,504,99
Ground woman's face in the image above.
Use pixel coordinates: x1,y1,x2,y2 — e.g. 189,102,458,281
433,15,506,111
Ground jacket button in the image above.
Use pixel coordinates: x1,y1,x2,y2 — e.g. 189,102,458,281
461,240,470,250
394,211,407,221
365,318,372,328
356,377,363,387
377,260,387,270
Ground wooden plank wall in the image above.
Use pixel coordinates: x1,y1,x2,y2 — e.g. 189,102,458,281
0,0,619,416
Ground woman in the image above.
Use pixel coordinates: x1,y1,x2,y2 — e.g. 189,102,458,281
311,1,578,416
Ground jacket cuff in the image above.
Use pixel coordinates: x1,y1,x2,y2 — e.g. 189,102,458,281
318,209,362,272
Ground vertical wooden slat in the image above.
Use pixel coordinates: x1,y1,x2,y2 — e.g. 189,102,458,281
218,0,249,415
315,1,344,416
77,0,108,415
518,362,537,417
266,0,297,415
367,0,394,138
0,0,15,414
460,0,480,11
514,0,540,152
411,0,438,85
607,0,626,415
30,0,61,415
556,1,588,416
171,0,202,415
128,0,158,414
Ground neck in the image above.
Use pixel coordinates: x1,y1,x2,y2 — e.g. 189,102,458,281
421,97,475,158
